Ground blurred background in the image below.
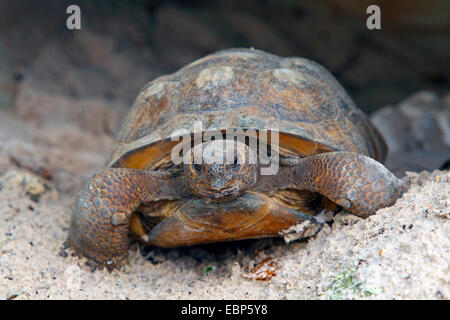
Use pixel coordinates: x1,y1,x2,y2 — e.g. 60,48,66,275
1,0,449,110
0,0,449,182
0,0,448,300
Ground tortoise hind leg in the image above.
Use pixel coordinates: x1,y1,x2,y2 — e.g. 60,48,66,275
290,152,405,218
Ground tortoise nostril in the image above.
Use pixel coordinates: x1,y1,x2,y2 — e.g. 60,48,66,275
208,164,225,175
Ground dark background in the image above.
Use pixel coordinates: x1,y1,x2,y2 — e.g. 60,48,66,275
0,1,448,300
1,0,449,113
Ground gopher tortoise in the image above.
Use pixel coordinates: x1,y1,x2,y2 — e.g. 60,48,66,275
69,48,404,269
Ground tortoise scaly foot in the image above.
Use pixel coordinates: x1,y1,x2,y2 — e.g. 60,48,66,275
69,168,188,270
292,152,405,218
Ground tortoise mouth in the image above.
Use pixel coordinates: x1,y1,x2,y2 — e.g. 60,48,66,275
194,182,244,203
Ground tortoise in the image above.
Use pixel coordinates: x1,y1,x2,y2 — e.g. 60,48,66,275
69,48,404,269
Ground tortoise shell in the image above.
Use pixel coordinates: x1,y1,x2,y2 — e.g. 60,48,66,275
108,48,386,170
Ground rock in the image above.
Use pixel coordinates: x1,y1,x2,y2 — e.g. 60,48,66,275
280,220,323,243
371,91,450,175
2,170,46,200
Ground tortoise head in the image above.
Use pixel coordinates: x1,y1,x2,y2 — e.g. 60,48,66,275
184,140,258,202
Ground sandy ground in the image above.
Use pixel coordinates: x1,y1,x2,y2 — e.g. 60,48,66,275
0,11,448,298
0,165,448,300
0,89,448,300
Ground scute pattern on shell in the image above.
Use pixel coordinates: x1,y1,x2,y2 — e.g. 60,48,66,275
108,48,386,167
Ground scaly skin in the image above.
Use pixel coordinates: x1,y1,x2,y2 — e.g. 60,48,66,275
69,151,404,270
69,168,188,270
289,152,404,218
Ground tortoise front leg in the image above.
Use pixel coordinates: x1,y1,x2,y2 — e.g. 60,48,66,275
69,168,187,270
270,152,405,218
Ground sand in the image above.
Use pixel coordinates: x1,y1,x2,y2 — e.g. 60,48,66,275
0,99,448,299
0,22,449,299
